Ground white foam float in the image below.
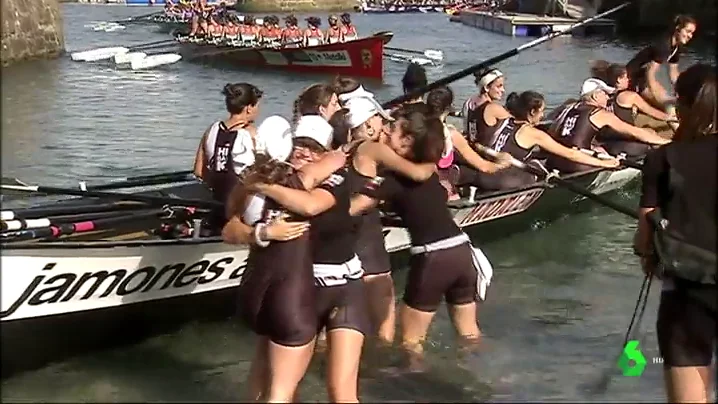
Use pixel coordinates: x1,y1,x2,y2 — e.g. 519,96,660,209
129,53,182,70
71,47,129,62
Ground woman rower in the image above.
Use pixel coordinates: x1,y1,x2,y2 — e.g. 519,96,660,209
401,63,428,105
351,105,491,372
342,95,437,346
225,115,349,403
325,15,343,44
486,90,619,188
239,15,259,45
625,15,697,110
248,83,367,402
304,16,324,47
206,15,224,41
281,15,303,48
634,63,716,404
340,13,358,41
548,78,670,174
193,83,262,229
462,68,511,147
425,86,515,195
591,60,678,140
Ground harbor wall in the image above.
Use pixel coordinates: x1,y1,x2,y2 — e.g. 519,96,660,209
602,0,716,35
1,0,65,67
235,0,357,13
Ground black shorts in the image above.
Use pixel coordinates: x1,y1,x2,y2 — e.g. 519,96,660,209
656,282,717,368
316,279,370,335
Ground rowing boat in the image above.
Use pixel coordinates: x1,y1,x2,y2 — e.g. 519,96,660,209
177,31,393,80
0,163,640,377
354,4,449,13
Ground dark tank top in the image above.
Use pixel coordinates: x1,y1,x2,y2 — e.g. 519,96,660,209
465,101,500,146
551,102,601,150
360,172,462,245
488,118,535,161
205,121,246,205
245,173,312,275
608,90,635,125
347,162,384,250
310,167,357,264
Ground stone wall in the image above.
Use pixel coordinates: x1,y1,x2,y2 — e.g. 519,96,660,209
236,0,357,13
1,0,65,67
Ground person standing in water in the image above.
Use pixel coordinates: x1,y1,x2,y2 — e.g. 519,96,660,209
352,104,493,373
192,83,262,229
634,63,716,404
625,15,697,109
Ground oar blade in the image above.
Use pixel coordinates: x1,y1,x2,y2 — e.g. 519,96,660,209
70,47,129,62
130,53,182,70
424,49,444,61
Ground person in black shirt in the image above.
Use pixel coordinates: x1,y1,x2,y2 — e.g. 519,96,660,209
625,15,697,109
635,63,716,403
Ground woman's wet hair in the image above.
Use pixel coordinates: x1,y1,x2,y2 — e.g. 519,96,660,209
291,83,336,128
331,75,360,95
285,14,298,25
391,105,445,164
402,63,428,95
341,13,351,23
238,153,295,189
673,14,697,31
505,90,545,120
329,108,351,149
590,60,627,86
674,63,716,141
222,83,263,114
306,16,321,26
426,86,454,116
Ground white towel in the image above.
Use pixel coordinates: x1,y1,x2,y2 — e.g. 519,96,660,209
469,245,493,301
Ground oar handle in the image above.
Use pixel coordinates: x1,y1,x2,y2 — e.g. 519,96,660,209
578,148,643,170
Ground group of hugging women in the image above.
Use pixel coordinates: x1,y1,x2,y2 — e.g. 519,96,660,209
186,12,715,402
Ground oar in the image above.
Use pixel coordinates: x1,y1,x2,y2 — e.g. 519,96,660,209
1,208,159,232
0,208,171,242
380,1,631,108
1,184,222,210
1,201,147,222
384,46,444,61
3,170,195,194
70,38,179,62
478,146,638,219
577,148,644,170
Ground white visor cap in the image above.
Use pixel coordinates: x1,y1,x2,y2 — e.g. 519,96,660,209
256,115,293,162
581,78,616,96
293,114,334,149
345,96,394,129
338,84,375,104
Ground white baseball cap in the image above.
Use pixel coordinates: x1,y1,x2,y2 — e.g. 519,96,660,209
293,114,334,149
338,85,375,104
345,96,394,129
581,78,615,96
256,115,293,162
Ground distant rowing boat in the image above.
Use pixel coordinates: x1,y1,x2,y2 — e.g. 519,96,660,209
177,31,394,80
355,4,449,13
0,162,640,377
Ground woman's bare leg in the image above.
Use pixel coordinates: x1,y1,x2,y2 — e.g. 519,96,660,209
326,328,364,403
363,273,396,345
398,302,435,371
664,366,714,403
247,336,269,401
266,338,316,403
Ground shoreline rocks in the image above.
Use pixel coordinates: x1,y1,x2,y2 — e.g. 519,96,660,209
1,0,65,67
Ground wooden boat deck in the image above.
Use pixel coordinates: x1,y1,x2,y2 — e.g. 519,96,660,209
458,10,617,37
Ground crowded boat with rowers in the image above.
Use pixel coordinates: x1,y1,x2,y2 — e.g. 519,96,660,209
182,9,360,48
184,49,683,397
